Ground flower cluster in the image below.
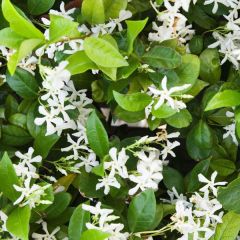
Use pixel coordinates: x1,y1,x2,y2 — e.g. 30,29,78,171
12,148,51,209
209,2,240,68
170,172,227,240
149,0,195,44
96,125,180,195
82,202,129,240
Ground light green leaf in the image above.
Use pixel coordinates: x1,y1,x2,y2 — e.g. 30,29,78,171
6,206,31,240
86,110,109,158
126,18,148,54
142,46,182,69
0,28,25,49
81,229,110,240
205,90,240,111
82,0,105,24
174,54,200,88
28,0,55,15
103,0,127,19
49,15,80,43
128,189,156,232
84,37,128,68
66,51,97,75
0,152,19,201
8,38,43,75
113,91,152,112
69,203,90,240
151,103,177,119
166,109,192,128
213,211,240,240
2,0,44,39
6,68,39,99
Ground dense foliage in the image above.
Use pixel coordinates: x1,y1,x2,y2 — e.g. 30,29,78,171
0,0,240,239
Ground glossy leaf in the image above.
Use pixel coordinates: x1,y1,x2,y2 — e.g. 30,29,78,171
142,46,182,69
0,152,19,201
86,111,109,158
81,229,110,240
2,0,44,39
84,37,128,68
128,189,156,232
205,90,240,111
6,206,31,240
28,0,55,15
113,91,152,112
69,203,90,240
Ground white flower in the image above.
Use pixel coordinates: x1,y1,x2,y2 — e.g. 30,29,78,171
61,134,90,160
105,147,129,179
147,76,192,111
223,111,238,145
32,221,60,240
34,106,64,136
18,56,38,75
96,172,121,195
0,210,8,232
76,152,99,172
204,0,238,14
64,39,84,54
129,149,164,195
161,140,180,160
13,178,52,209
14,147,42,180
50,2,75,20
198,171,227,196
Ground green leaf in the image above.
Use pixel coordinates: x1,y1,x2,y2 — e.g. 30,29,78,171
103,0,127,19
128,189,156,232
126,18,148,54
200,49,221,85
49,15,80,43
45,192,71,219
82,0,105,24
213,211,240,240
6,206,31,240
6,68,39,99
2,0,44,39
166,109,192,128
186,159,210,192
81,229,110,240
189,35,203,55
114,106,145,123
205,90,240,111
28,0,55,15
210,159,236,177
9,113,27,129
163,167,184,193
113,91,152,112
68,203,90,240
174,54,200,88
0,152,19,201
0,28,25,49
142,46,182,69
66,51,97,75
151,103,177,119
218,177,240,213
84,37,128,68
86,111,109,158
33,128,60,159
8,38,43,74
73,170,105,198
1,125,32,146
186,120,213,160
